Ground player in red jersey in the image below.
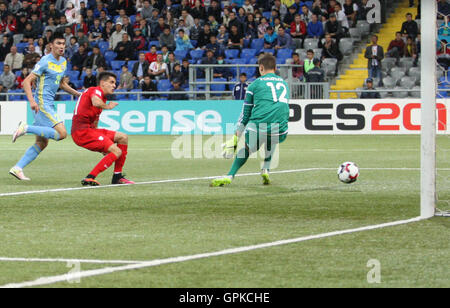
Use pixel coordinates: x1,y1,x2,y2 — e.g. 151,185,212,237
72,72,135,186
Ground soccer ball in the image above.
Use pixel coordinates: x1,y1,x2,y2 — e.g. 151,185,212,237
337,162,359,184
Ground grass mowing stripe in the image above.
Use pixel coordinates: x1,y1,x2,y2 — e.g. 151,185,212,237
0,216,424,288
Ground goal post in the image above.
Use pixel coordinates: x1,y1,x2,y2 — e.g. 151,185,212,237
420,0,437,218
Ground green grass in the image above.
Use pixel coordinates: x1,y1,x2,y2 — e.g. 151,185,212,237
0,135,448,288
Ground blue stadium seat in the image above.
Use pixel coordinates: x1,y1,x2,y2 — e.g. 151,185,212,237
130,15,136,24
191,40,198,48
105,51,117,65
174,50,188,61
196,78,206,92
66,70,80,81
250,39,264,52
98,41,109,53
15,70,22,78
241,67,257,78
277,48,293,59
128,89,142,100
72,79,84,89
225,49,240,59
262,49,275,55
127,60,138,71
16,42,28,54
111,60,126,71
241,48,257,60
211,78,226,96
0,62,3,72
262,12,272,20
190,49,205,61
157,79,173,97
8,89,25,101
149,41,160,49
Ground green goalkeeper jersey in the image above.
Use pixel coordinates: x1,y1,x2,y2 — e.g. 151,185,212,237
237,73,290,135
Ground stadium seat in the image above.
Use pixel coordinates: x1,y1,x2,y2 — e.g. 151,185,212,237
189,49,205,61
295,48,307,60
225,49,240,59
293,38,303,50
128,89,142,100
191,40,198,48
349,28,361,41
211,78,226,96
16,42,28,54
339,38,354,56
381,58,396,72
390,68,406,84
127,61,138,71
398,58,415,71
174,50,188,62
66,70,80,81
157,79,172,97
410,86,421,98
313,48,322,58
241,67,256,78
8,89,25,101
392,86,409,98
111,60,126,71
262,12,272,20
382,76,397,89
0,62,3,72
408,67,421,81
379,87,390,98
303,38,319,50
277,49,293,59
356,20,371,37
250,38,264,52
241,48,257,60
72,79,84,89
149,41,160,49
105,51,117,64
98,41,109,53
195,78,206,92
399,76,416,89
262,48,275,55
322,58,338,76
15,70,22,78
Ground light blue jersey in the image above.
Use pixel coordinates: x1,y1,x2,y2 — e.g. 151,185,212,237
31,53,67,127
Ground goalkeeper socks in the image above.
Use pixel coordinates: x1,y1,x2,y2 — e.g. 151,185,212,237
16,144,42,169
114,144,128,174
26,125,61,141
228,147,250,177
89,153,118,177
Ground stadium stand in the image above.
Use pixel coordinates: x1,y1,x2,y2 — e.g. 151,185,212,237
0,0,430,100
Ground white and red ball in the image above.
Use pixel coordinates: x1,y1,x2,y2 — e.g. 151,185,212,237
337,162,359,184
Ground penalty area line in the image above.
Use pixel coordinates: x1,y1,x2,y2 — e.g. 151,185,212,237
0,216,425,288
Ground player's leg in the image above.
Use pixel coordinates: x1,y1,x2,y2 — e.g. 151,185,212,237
12,107,67,143
260,134,287,185
82,143,122,186
9,136,49,181
211,129,258,187
111,131,134,184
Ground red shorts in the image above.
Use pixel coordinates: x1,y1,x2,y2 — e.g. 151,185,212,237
72,128,116,153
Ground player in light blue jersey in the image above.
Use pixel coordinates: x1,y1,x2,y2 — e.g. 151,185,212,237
10,33,81,181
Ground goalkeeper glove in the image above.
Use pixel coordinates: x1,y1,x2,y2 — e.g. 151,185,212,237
222,135,238,159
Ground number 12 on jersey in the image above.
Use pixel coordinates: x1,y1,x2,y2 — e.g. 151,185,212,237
267,82,288,104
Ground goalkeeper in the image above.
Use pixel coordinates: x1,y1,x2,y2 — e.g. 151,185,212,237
211,54,290,187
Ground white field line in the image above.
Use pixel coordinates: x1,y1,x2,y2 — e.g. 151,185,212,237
0,216,425,288
2,167,449,198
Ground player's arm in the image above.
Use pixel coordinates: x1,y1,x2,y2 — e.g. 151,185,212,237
235,86,254,137
22,72,40,113
91,95,118,110
60,78,82,97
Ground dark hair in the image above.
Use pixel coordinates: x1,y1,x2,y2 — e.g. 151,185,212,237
307,49,314,54
50,32,65,43
258,54,277,71
98,71,117,83
240,73,247,77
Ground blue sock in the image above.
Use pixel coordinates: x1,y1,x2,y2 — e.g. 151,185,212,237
27,125,60,141
16,144,42,169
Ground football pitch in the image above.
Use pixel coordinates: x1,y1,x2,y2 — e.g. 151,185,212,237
0,135,448,288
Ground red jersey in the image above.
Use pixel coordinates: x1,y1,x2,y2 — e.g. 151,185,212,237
72,87,107,132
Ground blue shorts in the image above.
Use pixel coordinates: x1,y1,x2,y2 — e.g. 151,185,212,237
33,104,62,128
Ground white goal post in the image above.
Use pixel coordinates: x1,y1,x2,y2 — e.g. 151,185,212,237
421,0,437,218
